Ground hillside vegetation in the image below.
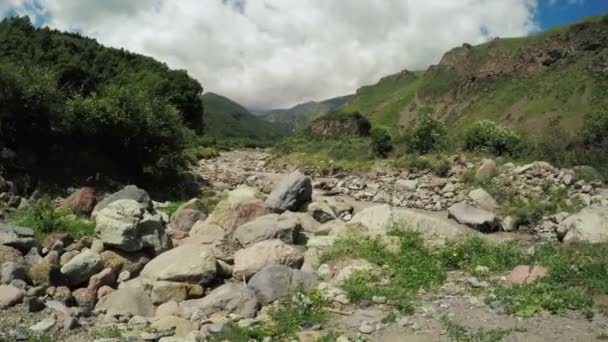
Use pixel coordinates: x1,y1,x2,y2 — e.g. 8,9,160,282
202,92,290,146
259,95,353,132
0,16,205,182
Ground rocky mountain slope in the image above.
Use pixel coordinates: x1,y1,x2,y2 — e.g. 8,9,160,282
202,92,290,144
339,14,608,135
259,95,354,132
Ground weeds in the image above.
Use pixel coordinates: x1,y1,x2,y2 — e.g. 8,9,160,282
441,315,510,342
438,238,528,274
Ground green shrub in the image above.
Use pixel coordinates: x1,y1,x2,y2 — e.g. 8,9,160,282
583,111,608,146
370,127,393,158
438,238,527,274
408,113,448,153
464,120,525,156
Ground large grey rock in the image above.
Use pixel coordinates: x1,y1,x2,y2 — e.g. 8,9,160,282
349,205,478,240
95,287,155,317
140,244,216,285
266,172,312,213
92,185,151,217
178,283,259,320
0,224,36,253
468,188,498,212
0,285,25,309
188,223,227,244
1,262,27,284
306,201,336,223
248,264,316,305
475,159,496,181
60,249,103,286
448,202,499,233
234,214,300,247
233,239,304,279
169,199,208,232
557,206,608,243
95,199,170,254
281,212,321,235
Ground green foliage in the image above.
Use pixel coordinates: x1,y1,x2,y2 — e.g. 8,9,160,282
0,17,204,180
464,120,525,156
408,113,448,154
183,146,219,165
438,238,527,274
12,198,95,240
325,232,446,311
370,127,393,158
441,316,511,342
267,289,329,338
583,111,608,146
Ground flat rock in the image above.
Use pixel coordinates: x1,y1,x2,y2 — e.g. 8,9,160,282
233,239,304,279
0,285,25,309
95,287,155,317
448,202,499,233
140,244,216,285
247,264,317,305
60,249,103,286
178,283,259,320
556,206,608,243
233,213,300,247
92,185,151,217
468,188,498,212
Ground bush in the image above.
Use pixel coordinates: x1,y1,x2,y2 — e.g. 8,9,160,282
464,120,525,156
370,127,393,158
583,111,608,145
408,113,448,154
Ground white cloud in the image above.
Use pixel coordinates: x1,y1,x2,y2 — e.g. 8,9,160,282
5,0,540,109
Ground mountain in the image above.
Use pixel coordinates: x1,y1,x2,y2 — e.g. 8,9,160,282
339,14,608,136
202,92,290,143
259,95,353,132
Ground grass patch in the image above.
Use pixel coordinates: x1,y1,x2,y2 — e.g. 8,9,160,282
441,315,511,342
438,238,528,275
12,198,95,241
324,232,446,312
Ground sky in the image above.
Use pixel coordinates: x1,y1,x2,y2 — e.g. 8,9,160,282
1,0,607,110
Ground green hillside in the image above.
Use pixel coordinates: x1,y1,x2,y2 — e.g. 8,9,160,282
202,92,290,144
340,14,608,137
260,95,353,132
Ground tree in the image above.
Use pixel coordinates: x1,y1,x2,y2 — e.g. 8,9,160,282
370,127,393,158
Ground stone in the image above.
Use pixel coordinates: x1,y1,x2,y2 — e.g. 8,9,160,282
91,239,105,254
205,187,268,234
140,244,216,285
501,216,517,232
73,288,97,311
60,249,103,286
178,283,259,320
152,316,194,338
0,285,25,309
266,172,312,213
507,265,548,285
468,188,498,212
97,285,114,299
95,287,155,317
234,214,300,247
248,264,317,305
88,268,117,293
29,253,63,287
331,259,375,287
448,202,499,233
156,301,180,318
307,201,337,223
1,261,27,284
61,187,97,216
475,159,496,181
395,179,418,192
64,317,80,331
150,281,204,305
0,224,36,252
95,199,170,254
189,222,227,243
92,185,151,217
170,199,208,232
100,249,150,275
349,205,478,240
29,318,56,334
233,239,304,279
24,296,46,312
0,245,25,266
556,206,608,243
359,321,375,334
467,277,490,288
281,211,321,235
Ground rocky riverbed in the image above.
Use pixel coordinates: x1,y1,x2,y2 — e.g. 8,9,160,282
0,149,607,341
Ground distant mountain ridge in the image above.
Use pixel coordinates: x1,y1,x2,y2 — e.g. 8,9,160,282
258,94,354,132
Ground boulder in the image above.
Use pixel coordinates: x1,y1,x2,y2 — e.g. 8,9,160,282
151,316,194,338
475,159,496,181
306,201,336,223
95,287,155,317
150,281,204,305
205,187,268,234
0,246,25,266
0,224,36,253
61,187,97,216
248,264,317,305
556,206,608,243
60,249,103,286
29,251,62,286
92,185,151,217
395,179,418,192
1,262,27,284
178,283,259,320
189,222,227,243
507,265,548,285
0,285,25,309
95,199,170,254
266,172,312,213
234,214,300,247
468,188,498,212
169,199,208,232
233,240,304,279
100,249,150,276
88,268,117,293
349,205,478,240
448,202,499,233
141,244,216,285
281,212,321,235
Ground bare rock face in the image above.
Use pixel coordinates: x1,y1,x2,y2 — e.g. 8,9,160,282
308,112,371,137
266,172,312,213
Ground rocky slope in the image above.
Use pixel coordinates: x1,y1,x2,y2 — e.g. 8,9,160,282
338,14,608,135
